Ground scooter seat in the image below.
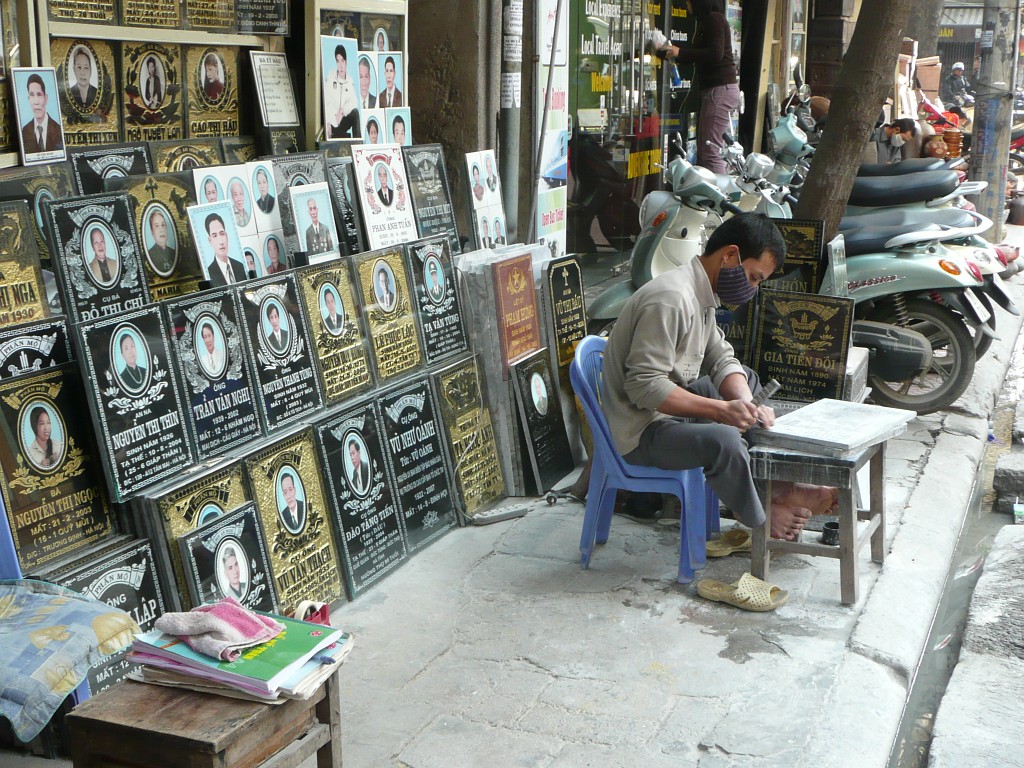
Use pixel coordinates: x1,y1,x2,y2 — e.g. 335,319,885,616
848,169,960,207
858,158,946,176
841,223,946,256
839,208,976,232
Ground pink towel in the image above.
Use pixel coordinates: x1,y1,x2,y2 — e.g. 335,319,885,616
154,597,285,661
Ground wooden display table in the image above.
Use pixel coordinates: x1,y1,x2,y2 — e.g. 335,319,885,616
66,671,342,768
749,442,886,605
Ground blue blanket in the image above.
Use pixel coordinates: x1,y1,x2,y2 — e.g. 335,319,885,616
0,579,138,742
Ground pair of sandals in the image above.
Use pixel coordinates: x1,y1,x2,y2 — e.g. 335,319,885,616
698,529,788,611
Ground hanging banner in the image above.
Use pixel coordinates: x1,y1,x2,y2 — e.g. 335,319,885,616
535,0,569,260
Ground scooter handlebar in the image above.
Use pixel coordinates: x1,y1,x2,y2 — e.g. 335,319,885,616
720,201,744,216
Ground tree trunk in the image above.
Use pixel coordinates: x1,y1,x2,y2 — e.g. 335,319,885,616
793,0,916,240
903,0,944,58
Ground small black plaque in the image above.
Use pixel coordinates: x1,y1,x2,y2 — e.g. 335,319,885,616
325,157,366,256
69,144,154,195
315,400,407,598
403,144,459,253
511,350,575,493
178,501,279,612
0,318,72,381
768,218,825,294
406,236,468,365
545,256,587,368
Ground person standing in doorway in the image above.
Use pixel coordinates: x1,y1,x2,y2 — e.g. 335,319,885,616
653,0,738,173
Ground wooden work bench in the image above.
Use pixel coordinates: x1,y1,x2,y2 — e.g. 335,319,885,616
65,669,342,768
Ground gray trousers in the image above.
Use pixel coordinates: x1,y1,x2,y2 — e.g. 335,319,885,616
623,367,765,528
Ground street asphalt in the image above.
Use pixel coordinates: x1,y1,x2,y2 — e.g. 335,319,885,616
6,226,1024,768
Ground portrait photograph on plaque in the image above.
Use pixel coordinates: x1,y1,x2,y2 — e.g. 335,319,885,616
52,38,120,148
385,108,411,146
376,53,404,108
241,238,265,280
45,192,150,324
219,166,259,239
286,182,339,264
351,143,417,249
297,261,373,405
465,151,489,211
403,144,459,253
321,9,360,39
165,288,263,460
510,349,575,494
0,363,114,573
359,109,385,145
48,538,167,694
0,318,72,380
76,305,193,501
314,400,407,599
185,45,239,139
353,246,424,383
270,150,328,249
354,52,376,112
326,157,366,256
242,428,345,610
260,231,288,274
0,161,74,271
320,36,360,141
379,377,458,553
236,274,325,433
186,199,249,287
746,288,856,404
11,67,67,166
362,15,404,55
248,160,283,233
178,501,279,613
479,149,503,209
430,356,506,517
150,138,224,173
140,459,251,611
407,236,468,366
69,143,154,195
105,172,202,302
0,201,48,328
123,42,184,143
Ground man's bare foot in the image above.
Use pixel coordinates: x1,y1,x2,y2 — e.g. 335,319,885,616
772,482,838,517
770,502,811,541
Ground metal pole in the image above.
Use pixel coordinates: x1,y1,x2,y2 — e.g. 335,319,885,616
499,0,523,241
527,0,564,242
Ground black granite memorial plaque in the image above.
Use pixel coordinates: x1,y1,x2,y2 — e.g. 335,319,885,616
178,502,278,612
45,192,150,324
0,201,48,329
360,14,404,54
76,305,193,500
149,139,224,173
747,288,855,403
325,158,366,256
431,356,506,516
242,428,345,611
545,256,587,368
406,236,468,365
315,400,407,598
768,218,825,293
237,274,324,433
123,42,184,143
49,538,166,693
0,162,75,271
379,378,457,553
0,318,72,381
69,144,153,195
237,0,288,35
221,136,257,164
0,364,114,573
510,349,575,493
296,262,373,405
166,289,263,459
320,10,359,38
403,145,459,253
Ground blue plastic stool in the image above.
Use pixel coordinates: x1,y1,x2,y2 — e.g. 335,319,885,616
570,336,719,583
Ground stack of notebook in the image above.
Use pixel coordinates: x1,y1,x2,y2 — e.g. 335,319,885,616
128,613,353,703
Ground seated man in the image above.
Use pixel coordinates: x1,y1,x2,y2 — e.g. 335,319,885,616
601,212,835,541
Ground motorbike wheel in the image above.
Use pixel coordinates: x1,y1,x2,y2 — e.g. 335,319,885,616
866,299,977,414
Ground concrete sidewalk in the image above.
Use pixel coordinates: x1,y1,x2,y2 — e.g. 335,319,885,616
321,265,1024,765
8,233,1024,768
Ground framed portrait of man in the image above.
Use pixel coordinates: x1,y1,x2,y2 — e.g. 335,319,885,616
248,161,283,232
385,108,411,146
240,239,265,279
225,174,257,238
185,200,248,287
360,109,385,145
262,232,288,274
141,202,178,278
275,466,307,534
11,67,67,166
376,53,403,109
285,182,339,264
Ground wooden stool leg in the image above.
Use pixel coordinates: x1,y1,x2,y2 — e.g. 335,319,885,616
869,445,886,563
750,479,772,580
316,670,344,767
838,490,859,605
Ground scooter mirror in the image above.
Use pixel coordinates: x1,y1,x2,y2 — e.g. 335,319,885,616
798,84,811,101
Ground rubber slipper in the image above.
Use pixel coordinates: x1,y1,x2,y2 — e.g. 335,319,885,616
705,529,752,557
696,573,788,612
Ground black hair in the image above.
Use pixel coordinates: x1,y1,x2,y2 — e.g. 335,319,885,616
385,56,396,71
335,45,347,62
891,118,918,137
26,73,46,94
265,302,280,322
703,212,786,269
204,212,225,235
30,406,54,462
392,115,405,130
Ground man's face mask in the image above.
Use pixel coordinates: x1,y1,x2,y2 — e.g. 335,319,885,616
890,133,906,148
716,264,758,305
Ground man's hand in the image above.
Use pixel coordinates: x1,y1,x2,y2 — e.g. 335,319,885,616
718,399,758,430
755,404,775,428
